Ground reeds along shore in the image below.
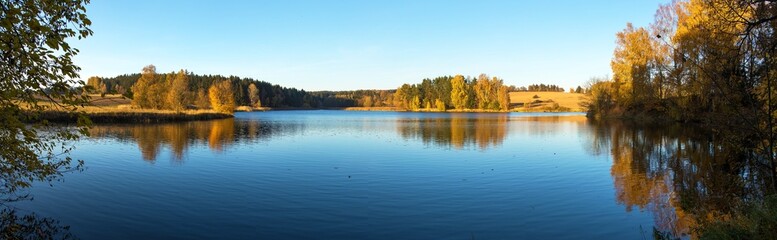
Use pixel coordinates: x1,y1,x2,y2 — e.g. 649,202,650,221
31,109,233,124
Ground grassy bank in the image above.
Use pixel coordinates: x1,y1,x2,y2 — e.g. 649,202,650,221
34,109,233,124
695,195,777,240
24,94,233,124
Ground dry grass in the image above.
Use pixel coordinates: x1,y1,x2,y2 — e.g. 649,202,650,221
343,107,404,111
26,94,232,123
39,110,233,124
86,94,131,106
344,107,512,113
235,106,270,112
509,91,586,112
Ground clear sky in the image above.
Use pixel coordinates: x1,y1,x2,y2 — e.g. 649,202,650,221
73,0,667,91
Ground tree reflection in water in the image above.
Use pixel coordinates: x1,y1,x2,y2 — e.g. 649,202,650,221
587,120,765,238
0,209,75,240
39,114,772,238
88,118,303,162
396,114,588,150
396,113,510,150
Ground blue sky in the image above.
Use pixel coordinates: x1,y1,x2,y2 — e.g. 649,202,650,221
73,0,667,91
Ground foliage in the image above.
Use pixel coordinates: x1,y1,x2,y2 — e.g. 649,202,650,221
247,83,261,108
450,75,469,109
497,85,511,111
591,0,777,190
208,80,235,113
0,0,91,198
106,71,383,109
166,70,190,111
392,74,511,111
435,98,446,111
195,89,210,109
589,0,777,237
697,195,777,240
108,70,517,111
85,76,106,94
130,65,156,109
514,84,566,92
314,89,395,108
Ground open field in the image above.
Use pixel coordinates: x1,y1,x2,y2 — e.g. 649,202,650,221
509,92,586,112
87,94,131,106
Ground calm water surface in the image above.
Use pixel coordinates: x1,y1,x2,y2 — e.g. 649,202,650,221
13,111,686,239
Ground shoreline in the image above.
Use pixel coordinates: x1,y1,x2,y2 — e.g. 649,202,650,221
33,107,585,124
34,110,233,124
342,107,584,113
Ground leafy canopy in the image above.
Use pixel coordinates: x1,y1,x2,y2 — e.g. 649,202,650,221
0,0,93,198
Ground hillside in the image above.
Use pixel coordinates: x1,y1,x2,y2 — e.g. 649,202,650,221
509,92,586,112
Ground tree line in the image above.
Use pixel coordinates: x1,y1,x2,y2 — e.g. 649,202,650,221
95,67,593,112
514,84,566,92
94,70,526,111
93,68,409,111
94,65,378,111
393,74,511,111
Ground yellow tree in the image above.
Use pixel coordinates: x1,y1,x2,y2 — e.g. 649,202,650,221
393,84,413,109
363,95,373,107
649,0,685,99
435,98,446,111
166,70,190,111
86,76,106,94
450,75,469,109
247,83,261,108
473,74,493,109
409,95,421,111
146,73,170,110
497,85,510,111
195,89,210,109
131,65,156,109
208,80,236,113
611,23,656,108
489,77,505,110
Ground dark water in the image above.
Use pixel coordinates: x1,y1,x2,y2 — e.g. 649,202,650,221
11,111,712,239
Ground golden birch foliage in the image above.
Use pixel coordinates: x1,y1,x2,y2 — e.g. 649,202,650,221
474,74,492,109
450,75,469,109
435,98,446,111
146,74,170,110
410,95,421,111
208,80,236,113
131,65,156,109
86,76,105,94
166,70,190,111
611,23,655,106
195,89,210,109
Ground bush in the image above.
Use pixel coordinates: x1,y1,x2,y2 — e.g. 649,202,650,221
697,195,777,240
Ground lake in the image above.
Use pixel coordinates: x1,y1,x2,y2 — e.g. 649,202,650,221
12,110,714,239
